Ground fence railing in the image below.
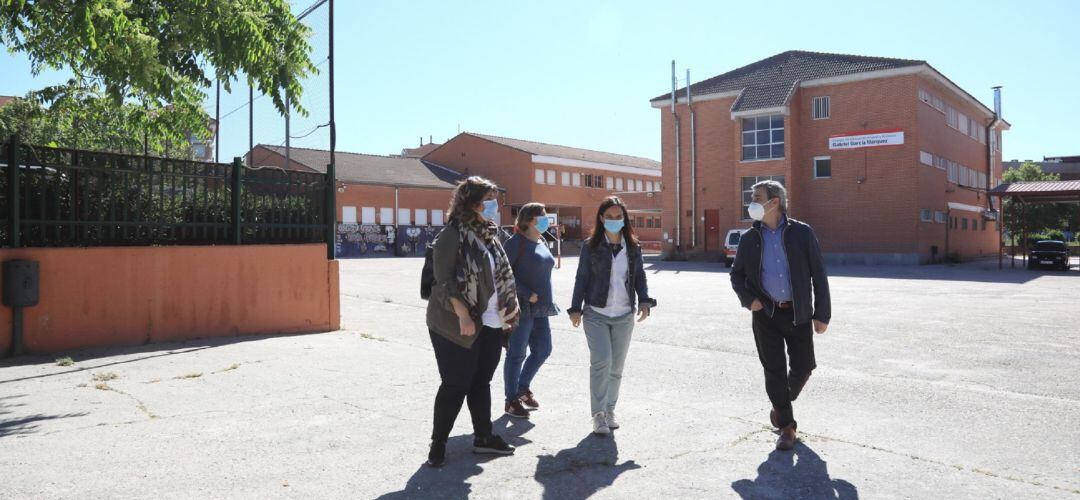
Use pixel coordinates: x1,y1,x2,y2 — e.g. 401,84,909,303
1,138,333,249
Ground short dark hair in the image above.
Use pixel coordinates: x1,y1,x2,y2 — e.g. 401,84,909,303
515,203,546,232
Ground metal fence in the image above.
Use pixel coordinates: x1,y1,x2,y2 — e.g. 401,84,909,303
1,138,333,248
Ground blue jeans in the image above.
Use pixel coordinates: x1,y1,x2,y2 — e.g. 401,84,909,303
503,315,552,402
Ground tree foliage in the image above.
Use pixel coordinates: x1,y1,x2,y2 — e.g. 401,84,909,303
1002,161,1073,241
0,0,317,117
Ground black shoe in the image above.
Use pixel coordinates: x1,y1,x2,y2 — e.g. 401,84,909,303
473,434,515,455
505,400,530,419
426,441,446,467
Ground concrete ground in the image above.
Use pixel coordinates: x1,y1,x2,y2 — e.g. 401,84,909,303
1,256,1078,499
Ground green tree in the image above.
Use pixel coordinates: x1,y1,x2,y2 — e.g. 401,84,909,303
0,0,317,140
1002,161,1071,244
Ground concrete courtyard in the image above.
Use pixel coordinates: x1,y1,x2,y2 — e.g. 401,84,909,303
1,256,1078,499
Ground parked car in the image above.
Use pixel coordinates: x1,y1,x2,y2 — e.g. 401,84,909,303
1029,240,1070,270
724,228,749,268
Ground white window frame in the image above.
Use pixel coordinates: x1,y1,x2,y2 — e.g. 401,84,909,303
606,177,614,190
546,170,556,185
561,171,571,186
615,178,624,191
535,169,545,184
635,180,644,192
934,211,946,224
572,172,581,187
920,151,934,166
741,114,785,161
398,208,412,225
361,206,377,224
918,88,931,104
812,96,830,120
379,207,394,225
958,112,969,135
415,209,428,226
813,156,832,179
431,209,444,226
932,95,945,113
920,209,932,223
342,206,357,224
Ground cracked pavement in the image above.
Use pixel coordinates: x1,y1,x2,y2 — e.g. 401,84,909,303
1,256,1078,499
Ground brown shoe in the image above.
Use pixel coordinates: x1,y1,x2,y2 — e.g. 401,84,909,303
776,426,796,451
518,390,539,409
505,400,529,419
769,408,780,428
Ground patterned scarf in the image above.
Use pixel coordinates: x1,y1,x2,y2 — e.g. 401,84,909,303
454,217,520,330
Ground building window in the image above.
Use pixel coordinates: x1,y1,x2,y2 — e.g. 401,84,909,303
918,88,931,104
597,175,605,189
635,179,644,192
657,182,663,191
958,111,969,135
646,218,654,229
342,206,357,224
812,96,830,120
431,209,444,226
946,105,959,129
535,169,545,184
961,218,968,230
920,151,934,166
947,160,959,184
920,209,932,223
585,175,594,188
934,156,946,171
616,178,624,191
561,171,571,186
741,115,784,161
982,219,987,231
572,173,581,187
813,157,831,179
380,207,394,225
415,209,428,226
361,207,376,224
932,96,945,112
546,170,556,185
398,208,412,225
934,211,946,224
741,175,785,220
655,217,662,229
606,177,614,190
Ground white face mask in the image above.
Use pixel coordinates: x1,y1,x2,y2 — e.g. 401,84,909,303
748,200,772,221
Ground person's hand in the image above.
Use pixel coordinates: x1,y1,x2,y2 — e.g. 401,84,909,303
458,315,477,337
569,312,582,328
750,299,764,312
813,320,828,334
529,293,539,304
637,305,650,323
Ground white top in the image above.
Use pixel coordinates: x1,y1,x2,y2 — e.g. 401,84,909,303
480,247,503,328
592,235,633,318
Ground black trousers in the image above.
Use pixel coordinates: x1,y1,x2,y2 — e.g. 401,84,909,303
752,307,816,429
429,326,503,444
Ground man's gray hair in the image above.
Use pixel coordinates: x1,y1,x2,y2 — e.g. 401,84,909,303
753,180,787,214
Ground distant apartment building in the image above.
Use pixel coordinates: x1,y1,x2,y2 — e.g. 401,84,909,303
1004,157,1080,182
653,50,1010,264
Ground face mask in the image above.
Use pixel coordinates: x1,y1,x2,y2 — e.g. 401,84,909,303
481,199,499,220
603,218,625,233
748,200,773,221
535,216,550,233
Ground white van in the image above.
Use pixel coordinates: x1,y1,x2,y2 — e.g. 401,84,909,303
724,228,749,268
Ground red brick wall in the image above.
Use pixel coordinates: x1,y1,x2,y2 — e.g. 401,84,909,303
659,72,1003,262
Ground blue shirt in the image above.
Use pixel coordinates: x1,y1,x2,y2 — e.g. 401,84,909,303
504,233,558,312
760,216,792,302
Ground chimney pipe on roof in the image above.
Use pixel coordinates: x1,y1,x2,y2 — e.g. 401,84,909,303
993,86,1002,118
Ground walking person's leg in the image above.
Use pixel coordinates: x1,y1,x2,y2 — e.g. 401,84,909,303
582,309,614,434
517,316,552,402
467,326,516,454
429,330,481,465
785,321,816,402
752,312,794,428
502,315,534,417
604,312,635,418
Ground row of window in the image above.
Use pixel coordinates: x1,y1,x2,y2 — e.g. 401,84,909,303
918,88,988,144
341,206,445,226
630,216,662,229
918,209,996,232
534,168,660,192
919,150,990,189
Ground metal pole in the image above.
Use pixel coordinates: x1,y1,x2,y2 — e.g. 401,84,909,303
215,80,221,163
7,135,19,247
688,68,696,250
285,91,290,169
248,85,254,165
327,0,337,259
232,158,243,244
326,162,336,259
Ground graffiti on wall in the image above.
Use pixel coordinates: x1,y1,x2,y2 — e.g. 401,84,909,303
396,226,440,256
336,224,445,258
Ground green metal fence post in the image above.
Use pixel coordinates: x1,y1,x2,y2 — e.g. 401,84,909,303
232,157,242,244
7,135,19,247
326,162,336,260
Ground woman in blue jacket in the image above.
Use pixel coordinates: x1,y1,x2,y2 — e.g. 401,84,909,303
502,203,559,419
567,196,656,435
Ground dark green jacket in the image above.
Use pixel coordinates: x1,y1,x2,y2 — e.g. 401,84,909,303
426,223,497,349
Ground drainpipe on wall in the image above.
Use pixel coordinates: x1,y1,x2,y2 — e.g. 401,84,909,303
671,61,682,256
688,68,697,250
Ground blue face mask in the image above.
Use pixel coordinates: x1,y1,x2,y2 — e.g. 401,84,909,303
481,199,499,220
535,216,550,233
603,218,625,233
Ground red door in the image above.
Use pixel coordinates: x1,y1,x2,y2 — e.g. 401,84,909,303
704,209,720,252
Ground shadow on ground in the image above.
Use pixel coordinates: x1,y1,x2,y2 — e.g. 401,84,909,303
534,432,640,500
731,441,858,500
0,394,88,438
376,415,535,500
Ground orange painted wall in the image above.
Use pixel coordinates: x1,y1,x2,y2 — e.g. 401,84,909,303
0,244,339,355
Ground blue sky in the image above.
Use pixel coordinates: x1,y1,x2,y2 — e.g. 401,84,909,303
1,0,1077,163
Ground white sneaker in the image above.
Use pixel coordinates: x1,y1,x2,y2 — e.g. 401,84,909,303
606,410,619,430
592,412,610,435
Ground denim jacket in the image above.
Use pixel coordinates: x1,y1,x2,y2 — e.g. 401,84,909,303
568,238,656,315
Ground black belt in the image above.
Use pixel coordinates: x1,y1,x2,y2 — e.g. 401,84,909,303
775,301,792,310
